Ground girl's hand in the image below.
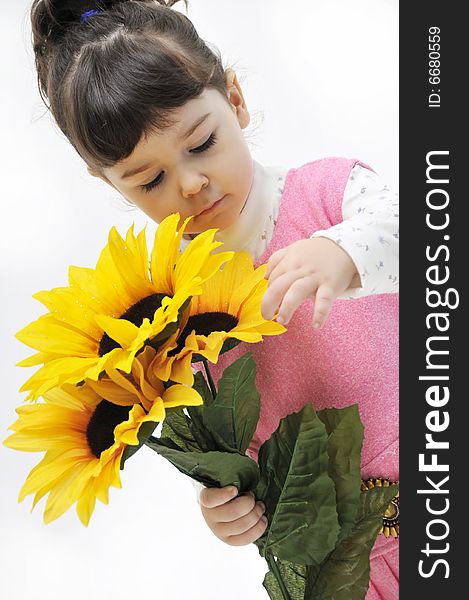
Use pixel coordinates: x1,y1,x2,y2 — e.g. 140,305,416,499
199,486,268,546
261,237,360,328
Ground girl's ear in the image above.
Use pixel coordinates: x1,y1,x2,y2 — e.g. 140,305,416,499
225,68,250,129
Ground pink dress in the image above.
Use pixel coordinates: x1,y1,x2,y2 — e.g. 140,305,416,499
206,158,399,599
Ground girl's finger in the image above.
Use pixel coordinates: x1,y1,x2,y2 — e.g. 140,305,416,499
276,275,318,325
261,270,302,321
312,283,335,328
216,501,265,537
199,485,238,509
210,492,256,523
264,247,287,279
225,514,269,547
267,257,294,285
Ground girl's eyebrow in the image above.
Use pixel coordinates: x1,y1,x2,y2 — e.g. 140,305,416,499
180,112,211,141
121,112,211,180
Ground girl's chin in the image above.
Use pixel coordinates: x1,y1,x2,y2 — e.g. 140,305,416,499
183,220,232,239
186,215,237,237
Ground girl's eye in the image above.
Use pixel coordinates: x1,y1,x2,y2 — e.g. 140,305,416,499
190,132,217,154
141,171,164,193
140,133,217,194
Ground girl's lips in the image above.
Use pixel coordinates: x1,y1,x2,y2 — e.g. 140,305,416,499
197,195,226,216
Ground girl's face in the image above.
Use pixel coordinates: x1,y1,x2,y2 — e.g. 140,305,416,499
97,75,253,234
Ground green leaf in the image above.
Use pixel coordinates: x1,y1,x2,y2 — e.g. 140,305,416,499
146,436,260,491
182,371,226,452
263,558,307,600
204,353,260,453
120,420,158,470
256,403,340,565
185,404,214,452
305,484,399,600
185,357,261,455
183,376,230,452
161,408,201,452
185,404,235,453
318,405,364,542
218,336,242,356
192,370,214,407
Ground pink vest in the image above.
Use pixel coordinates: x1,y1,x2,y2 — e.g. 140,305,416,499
205,158,399,595
209,158,399,479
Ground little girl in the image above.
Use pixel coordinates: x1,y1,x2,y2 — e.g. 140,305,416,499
30,1,398,598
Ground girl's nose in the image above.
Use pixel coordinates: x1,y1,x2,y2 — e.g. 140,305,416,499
180,170,209,198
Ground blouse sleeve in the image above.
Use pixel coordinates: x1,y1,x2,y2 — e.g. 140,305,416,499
310,164,399,298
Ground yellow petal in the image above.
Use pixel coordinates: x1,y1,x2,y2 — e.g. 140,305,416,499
43,460,95,524
76,479,99,527
19,356,101,400
107,225,154,300
94,315,140,349
95,241,135,311
16,352,51,367
33,288,102,340
113,404,148,445
162,384,203,409
16,315,98,356
87,377,139,407
169,354,195,386
197,251,235,283
19,449,90,502
45,383,99,409
150,214,183,294
141,398,166,423
68,265,122,317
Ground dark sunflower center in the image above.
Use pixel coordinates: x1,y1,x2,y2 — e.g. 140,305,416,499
168,312,239,356
98,293,168,356
86,400,132,458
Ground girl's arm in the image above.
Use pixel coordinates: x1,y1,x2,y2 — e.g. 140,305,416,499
310,164,399,298
261,165,399,328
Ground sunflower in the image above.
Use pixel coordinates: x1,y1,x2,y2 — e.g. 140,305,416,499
16,214,234,400
3,364,202,526
151,251,286,386
87,346,184,414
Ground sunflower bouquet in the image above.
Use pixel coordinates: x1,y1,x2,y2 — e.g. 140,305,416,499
4,214,397,600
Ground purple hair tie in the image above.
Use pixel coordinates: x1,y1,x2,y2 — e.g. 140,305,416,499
80,9,101,23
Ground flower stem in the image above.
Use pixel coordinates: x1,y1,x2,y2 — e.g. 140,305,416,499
202,358,217,400
265,553,292,600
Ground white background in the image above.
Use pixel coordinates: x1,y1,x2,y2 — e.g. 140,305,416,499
0,1,398,599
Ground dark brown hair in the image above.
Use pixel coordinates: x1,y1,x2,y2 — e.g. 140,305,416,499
30,0,231,170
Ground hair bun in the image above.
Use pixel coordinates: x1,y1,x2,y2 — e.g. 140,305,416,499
31,0,187,49
31,1,124,47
